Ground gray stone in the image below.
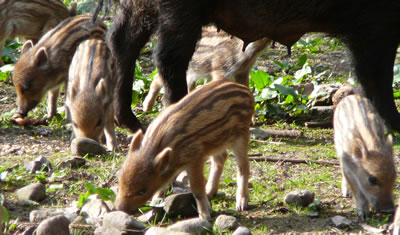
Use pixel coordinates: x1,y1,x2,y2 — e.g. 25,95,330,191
16,183,46,202
30,209,65,223
168,218,212,235
292,83,314,96
163,193,198,218
233,226,252,235
331,215,352,228
137,208,165,224
57,157,86,168
80,194,110,225
103,211,146,232
175,171,189,186
284,190,314,207
94,226,124,235
309,83,340,107
214,215,238,231
35,215,70,235
24,156,52,173
146,227,190,235
70,137,106,156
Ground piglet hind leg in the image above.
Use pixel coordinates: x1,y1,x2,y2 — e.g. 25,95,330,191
104,106,118,151
187,162,212,221
232,134,250,211
46,87,60,119
206,151,228,198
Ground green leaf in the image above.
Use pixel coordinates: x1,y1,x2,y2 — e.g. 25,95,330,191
274,84,298,97
261,88,278,100
131,90,139,106
1,206,10,224
250,70,271,91
296,55,308,68
95,188,116,202
272,59,289,70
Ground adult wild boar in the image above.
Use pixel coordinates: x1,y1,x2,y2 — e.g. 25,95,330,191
105,0,400,132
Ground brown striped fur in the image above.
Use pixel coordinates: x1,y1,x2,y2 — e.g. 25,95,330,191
0,0,76,66
334,95,395,219
143,26,269,111
66,39,117,151
116,80,254,220
13,15,107,119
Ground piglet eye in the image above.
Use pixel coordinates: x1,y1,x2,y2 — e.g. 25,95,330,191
96,118,102,127
368,176,378,185
72,122,78,128
137,188,147,196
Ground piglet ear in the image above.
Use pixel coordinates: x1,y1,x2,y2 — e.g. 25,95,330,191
129,130,143,152
154,147,172,174
21,40,34,54
95,79,109,104
385,134,393,155
33,47,48,67
352,138,367,159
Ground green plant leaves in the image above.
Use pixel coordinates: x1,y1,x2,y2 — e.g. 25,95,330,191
77,183,116,207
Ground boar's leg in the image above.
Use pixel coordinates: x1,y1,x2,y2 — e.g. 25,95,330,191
107,0,158,132
347,35,400,131
187,161,212,220
232,133,250,212
154,0,204,105
205,151,228,198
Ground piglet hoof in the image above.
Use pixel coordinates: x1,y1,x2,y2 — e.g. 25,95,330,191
236,198,249,211
11,115,49,126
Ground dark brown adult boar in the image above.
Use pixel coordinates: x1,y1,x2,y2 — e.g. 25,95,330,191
105,0,400,132
0,0,76,66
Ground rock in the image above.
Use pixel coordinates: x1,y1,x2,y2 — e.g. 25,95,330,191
284,190,314,207
35,215,70,235
308,83,340,107
137,208,165,224
168,218,212,235
70,137,106,156
80,195,110,225
146,227,190,235
30,209,65,223
163,193,198,218
292,83,314,96
57,157,86,168
331,215,352,228
232,226,252,235
103,211,146,233
214,215,238,231
24,156,52,173
16,183,46,202
172,187,190,194
94,226,124,235
30,207,79,224
175,171,189,186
